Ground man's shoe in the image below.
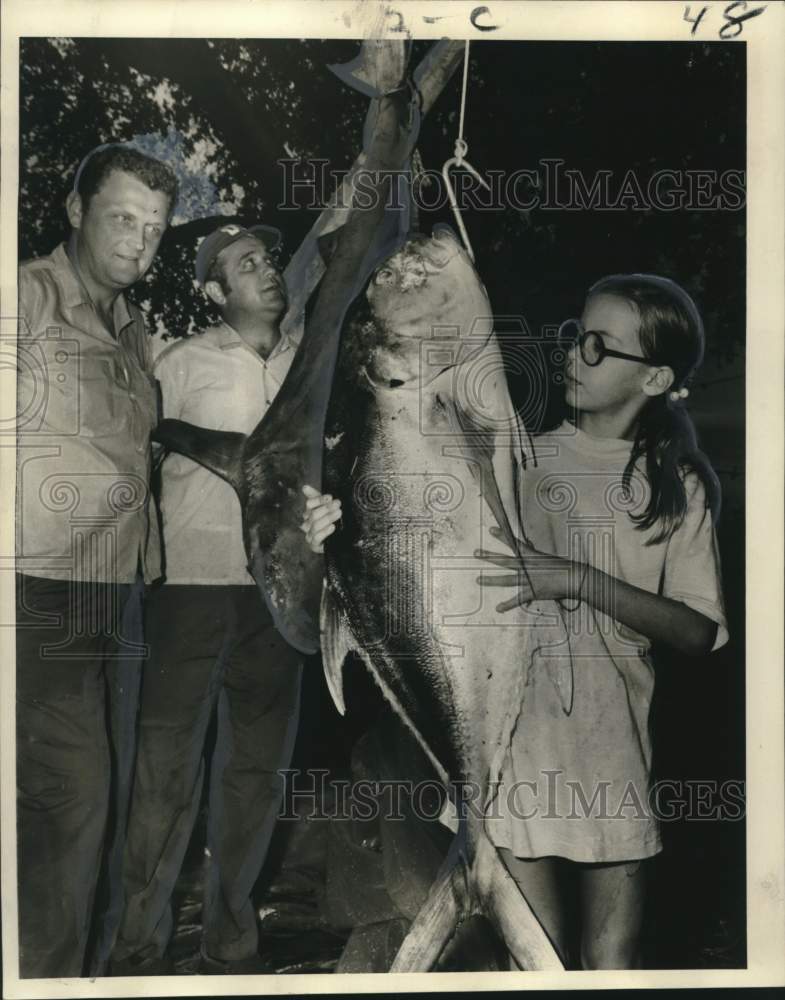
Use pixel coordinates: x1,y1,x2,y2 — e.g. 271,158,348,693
109,952,174,976
198,946,270,975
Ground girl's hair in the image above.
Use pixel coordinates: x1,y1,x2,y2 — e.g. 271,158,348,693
587,273,721,543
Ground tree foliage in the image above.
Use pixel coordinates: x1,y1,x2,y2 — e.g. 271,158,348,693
20,37,744,347
19,37,745,497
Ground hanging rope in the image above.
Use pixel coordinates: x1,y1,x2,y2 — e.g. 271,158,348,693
458,39,470,158
441,40,490,262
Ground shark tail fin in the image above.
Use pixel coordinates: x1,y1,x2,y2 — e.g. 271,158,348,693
328,39,411,98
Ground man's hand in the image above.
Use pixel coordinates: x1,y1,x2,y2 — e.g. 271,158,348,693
301,485,342,553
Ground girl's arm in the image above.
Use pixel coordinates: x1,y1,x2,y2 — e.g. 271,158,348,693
306,490,720,655
477,527,718,656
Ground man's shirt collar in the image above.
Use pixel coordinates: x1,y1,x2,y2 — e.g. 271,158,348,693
217,321,294,360
55,242,136,336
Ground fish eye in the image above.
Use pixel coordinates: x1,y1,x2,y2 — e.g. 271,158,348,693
375,268,395,286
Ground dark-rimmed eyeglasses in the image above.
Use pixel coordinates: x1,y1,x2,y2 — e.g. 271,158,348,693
558,319,651,367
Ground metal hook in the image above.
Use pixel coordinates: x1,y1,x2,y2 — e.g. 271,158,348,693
441,145,491,263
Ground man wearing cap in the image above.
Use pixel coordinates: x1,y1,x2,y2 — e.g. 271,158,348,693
15,144,178,978
111,223,302,975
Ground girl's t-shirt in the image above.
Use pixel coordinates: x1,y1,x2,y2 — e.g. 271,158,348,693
486,420,728,863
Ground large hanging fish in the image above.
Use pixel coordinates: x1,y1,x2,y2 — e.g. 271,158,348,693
153,38,566,971
318,224,566,971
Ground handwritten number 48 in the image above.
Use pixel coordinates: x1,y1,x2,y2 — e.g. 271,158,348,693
684,2,768,38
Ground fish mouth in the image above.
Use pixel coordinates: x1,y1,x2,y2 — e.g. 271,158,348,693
431,223,462,247
402,225,464,269
427,224,464,265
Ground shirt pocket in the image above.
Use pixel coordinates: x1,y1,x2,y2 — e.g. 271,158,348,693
75,352,153,443
64,355,121,438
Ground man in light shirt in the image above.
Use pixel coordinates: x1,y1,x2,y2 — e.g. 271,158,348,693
111,223,302,975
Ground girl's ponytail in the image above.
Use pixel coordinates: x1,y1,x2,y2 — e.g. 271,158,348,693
588,274,721,544
623,393,721,544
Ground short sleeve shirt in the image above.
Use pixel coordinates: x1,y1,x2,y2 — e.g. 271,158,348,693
154,322,295,584
488,421,728,863
16,244,160,584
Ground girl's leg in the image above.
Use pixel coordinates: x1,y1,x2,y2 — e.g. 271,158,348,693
498,848,570,967
578,859,647,969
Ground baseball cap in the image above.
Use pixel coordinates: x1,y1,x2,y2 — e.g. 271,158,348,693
195,223,282,286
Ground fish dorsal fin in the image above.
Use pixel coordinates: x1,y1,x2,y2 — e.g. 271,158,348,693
154,419,246,494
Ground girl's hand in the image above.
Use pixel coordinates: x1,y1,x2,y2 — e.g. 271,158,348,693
301,485,342,553
475,525,577,612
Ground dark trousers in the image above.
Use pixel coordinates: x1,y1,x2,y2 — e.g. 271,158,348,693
15,573,144,978
112,584,302,963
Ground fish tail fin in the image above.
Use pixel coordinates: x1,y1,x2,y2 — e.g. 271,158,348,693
389,858,468,971
153,419,246,494
328,39,411,98
478,834,564,969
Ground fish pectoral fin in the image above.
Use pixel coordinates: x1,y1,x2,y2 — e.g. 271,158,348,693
153,419,246,494
444,393,530,554
319,585,359,716
442,402,516,547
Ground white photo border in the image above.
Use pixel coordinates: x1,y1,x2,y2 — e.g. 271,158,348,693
1,1,783,995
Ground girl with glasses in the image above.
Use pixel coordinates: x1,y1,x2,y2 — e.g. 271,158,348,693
300,273,727,970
